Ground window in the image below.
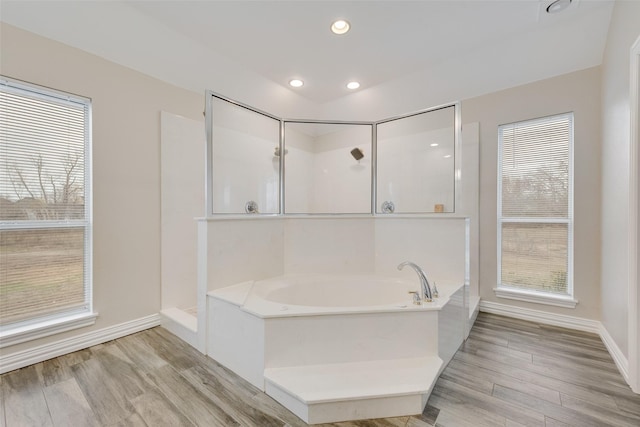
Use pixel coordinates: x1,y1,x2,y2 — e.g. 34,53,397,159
496,113,576,307
0,77,95,346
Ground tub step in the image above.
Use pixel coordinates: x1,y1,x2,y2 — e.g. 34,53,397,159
263,356,443,424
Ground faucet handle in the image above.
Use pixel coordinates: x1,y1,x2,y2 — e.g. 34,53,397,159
408,291,421,305
432,282,439,298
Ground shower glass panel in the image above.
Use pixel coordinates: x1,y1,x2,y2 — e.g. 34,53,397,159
376,106,456,213
284,122,372,214
210,96,280,214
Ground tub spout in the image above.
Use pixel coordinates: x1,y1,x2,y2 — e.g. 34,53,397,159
397,261,433,302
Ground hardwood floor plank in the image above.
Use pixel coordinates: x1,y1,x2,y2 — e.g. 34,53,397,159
2,365,53,427
427,397,505,427
91,344,154,398
492,384,617,427
115,333,168,373
417,403,439,426
453,349,621,410
531,350,621,375
446,359,561,404
42,377,99,427
543,417,572,427
318,418,409,427
250,389,309,427
136,330,200,372
184,357,259,400
0,375,6,427
507,338,615,366
462,344,633,399
147,364,240,426
57,347,93,367
405,417,433,427
109,412,149,427
130,389,195,427
466,328,510,347
181,365,284,427
151,328,210,367
180,356,303,427
429,383,521,426
559,393,640,427
438,368,494,396
35,358,73,388
2,313,638,427
71,357,135,425
460,343,534,370
463,337,534,362
614,393,640,417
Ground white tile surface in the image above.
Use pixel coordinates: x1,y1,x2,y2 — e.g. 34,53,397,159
283,218,375,274
206,218,284,291
207,297,265,389
264,356,442,424
160,111,204,310
264,310,439,368
374,217,466,284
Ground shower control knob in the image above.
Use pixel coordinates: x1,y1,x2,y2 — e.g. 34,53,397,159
408,291,421,305
245,200,259,214
381,201,395,214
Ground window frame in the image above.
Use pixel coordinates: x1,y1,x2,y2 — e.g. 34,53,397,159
0,77,96,347
496,112,577,308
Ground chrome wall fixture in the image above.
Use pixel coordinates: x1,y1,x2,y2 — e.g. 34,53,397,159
205,90,460,216
381,201,395,214
245,200,259,214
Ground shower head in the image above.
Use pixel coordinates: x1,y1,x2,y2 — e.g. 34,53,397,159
350,147,364,161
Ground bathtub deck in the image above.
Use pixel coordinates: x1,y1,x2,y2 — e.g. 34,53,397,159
264,356,443,424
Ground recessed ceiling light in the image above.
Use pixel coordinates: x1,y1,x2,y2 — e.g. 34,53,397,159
346,81,360,90
331,19,350,35
430,143,439,147
546,0,572,14
443,154,452,158
289,79,304,88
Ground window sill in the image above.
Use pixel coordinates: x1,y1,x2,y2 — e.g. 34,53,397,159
494,287,578,308
0,311,98,348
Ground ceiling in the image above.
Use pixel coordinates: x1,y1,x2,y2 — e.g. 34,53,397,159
0,0,615,115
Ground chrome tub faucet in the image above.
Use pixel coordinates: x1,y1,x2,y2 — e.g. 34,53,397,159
398,261,433,302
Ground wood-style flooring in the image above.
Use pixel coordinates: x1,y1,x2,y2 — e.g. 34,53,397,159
1,312,639,426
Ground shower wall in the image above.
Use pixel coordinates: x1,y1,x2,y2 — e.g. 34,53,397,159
285,125,371,213
377,127,454,213
160,111,204,311
200,216,467,293
210,97,280,214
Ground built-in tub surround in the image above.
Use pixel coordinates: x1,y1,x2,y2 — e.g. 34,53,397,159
207,274,465,424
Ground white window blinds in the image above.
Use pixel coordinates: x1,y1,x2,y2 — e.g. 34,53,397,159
498,113,573,296
0,77,92,326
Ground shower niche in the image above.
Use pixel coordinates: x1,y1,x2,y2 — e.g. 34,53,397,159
206,92,459,215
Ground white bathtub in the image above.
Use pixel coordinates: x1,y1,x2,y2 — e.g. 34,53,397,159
207,274,465,424
213,274,456,318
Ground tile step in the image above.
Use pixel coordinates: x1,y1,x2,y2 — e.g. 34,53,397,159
264,356,443,424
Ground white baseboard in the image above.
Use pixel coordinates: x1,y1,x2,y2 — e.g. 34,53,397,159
479,300,600,333
467,296,480,339
0,314,161,374
160,308,199,350
479,300,630,386
599,323,630,385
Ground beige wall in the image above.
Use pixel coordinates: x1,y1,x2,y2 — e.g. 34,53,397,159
600,0,640,357
0,23,203,354
463,67,602,320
